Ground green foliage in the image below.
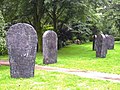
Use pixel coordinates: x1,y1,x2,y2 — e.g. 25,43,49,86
71,22,92,42
114,37,120,41
43,25,53,32
0,11,7,55
93,0,120,36
0,0,119,50
65,40,73,45
0,37,7,55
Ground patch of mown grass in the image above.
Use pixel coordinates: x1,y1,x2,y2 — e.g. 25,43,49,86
1,42,120,74
0,66,120,90
37,42,120,74
0,54,8,60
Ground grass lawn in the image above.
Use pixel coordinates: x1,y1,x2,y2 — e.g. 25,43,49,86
0,54,8,60
0,66,120,90
36,42,120,74
1,42,120,74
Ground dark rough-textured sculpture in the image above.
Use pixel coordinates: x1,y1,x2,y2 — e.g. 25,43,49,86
93,35,97,51
105,34,114,49
43,30,58,64
6,23,38,78
96,34,107,58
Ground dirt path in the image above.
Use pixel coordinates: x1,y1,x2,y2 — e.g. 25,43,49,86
1,60,120,83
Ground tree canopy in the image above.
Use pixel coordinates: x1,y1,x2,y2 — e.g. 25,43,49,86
0,0,119,52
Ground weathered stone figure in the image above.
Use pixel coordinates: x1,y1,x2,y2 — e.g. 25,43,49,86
43,30,58,64
93,35,97,51
105,34,114,49
96,34,107,58
6,23,38,78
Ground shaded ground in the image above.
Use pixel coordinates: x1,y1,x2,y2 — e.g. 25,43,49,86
0,60,120,83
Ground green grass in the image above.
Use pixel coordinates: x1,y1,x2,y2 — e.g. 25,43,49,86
36,42,120,74
0,66,120,90
1,42,120,74
0,54,8,60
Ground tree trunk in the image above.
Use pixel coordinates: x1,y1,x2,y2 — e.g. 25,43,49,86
33,14,42,52
37,28,42,52
34,20,42,52
52,0,57,32
33,0,44,52
53,17,57,32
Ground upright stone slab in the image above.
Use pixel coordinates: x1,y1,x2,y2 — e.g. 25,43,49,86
43,30,58,64
96,34,107,58
93,35,97,51
6,23,38,78
105,35,114,49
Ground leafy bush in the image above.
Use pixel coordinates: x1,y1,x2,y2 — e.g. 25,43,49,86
66,40,73,45
43,25,54,32
0,37,7,54
71,22,92,42
0,11,7,55
114,37,120,41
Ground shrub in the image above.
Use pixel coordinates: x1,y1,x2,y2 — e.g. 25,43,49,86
66,40,73,45
0,37,7,55
114,37,120,41
0,11,7,55
43,25,54,32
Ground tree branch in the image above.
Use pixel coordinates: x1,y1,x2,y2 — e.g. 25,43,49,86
57,8,65,19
